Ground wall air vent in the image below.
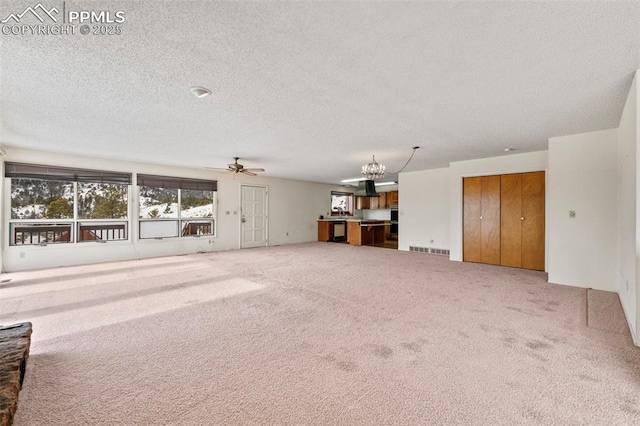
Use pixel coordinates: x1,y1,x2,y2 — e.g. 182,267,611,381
409,246,450,257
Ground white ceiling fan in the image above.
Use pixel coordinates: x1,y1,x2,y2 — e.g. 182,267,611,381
207,157,265,176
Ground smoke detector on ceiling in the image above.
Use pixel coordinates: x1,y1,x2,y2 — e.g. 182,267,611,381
190,86,212,98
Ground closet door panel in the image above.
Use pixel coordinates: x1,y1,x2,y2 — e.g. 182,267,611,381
521,172,545,271
480,175,501,265
463,177,482,262
501,173,522,268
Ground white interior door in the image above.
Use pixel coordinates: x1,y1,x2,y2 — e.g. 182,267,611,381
241,185,268,248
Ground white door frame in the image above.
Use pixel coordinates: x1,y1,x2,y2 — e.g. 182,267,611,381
240,184,269,248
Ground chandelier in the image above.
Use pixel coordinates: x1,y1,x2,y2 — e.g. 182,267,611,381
361,155,385,180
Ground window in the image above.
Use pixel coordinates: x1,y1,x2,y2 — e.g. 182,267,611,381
78,183,128,219
6,163,131,245
330,191,354,216
137,174,216,239
11,178,74,220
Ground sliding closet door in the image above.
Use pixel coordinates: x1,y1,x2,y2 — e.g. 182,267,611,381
521,172,545,271
480,175,501,265
463,177,482,263
500,174,522,268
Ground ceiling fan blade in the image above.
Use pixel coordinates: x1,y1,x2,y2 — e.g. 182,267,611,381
208,158,264,174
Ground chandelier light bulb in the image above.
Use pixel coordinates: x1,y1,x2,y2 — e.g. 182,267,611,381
361,155,385,180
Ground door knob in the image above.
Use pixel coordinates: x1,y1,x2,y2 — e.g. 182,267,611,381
480,216,483,220
521,217,525,221
242,217,246,223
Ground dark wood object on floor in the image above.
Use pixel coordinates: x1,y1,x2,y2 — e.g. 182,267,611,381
0,322,33,426
464,172,545,271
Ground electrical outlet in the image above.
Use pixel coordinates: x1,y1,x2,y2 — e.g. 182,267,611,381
569,210,576,218
286,232,289,236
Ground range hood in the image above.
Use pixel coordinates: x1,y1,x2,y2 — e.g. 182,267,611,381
354,180,380,197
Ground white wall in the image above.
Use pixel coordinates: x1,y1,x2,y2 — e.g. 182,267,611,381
398,168,449,251
547,129,618,292
448,151,549,263
2,147,342,271
618,71,638,342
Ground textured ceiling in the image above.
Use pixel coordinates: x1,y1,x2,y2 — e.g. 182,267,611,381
1,1,639,184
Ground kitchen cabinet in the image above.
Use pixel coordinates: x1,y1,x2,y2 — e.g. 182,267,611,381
378,193,387,209
357,192,392,210
356,197,370,210
370,196,379,209
318,220,332,242
387,191,398,207
318,220,347,242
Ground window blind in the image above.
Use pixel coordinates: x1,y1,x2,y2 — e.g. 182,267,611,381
137,174,217,191
5,162,132,185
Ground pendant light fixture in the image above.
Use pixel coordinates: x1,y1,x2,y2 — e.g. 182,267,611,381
361,155,385,180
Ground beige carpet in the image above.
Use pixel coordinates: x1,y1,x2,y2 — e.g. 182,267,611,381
2,242,639,425
587,288,630,335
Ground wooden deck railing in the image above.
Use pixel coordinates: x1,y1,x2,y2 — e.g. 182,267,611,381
13,225,72,245
182,221,212,236
79,224,127,241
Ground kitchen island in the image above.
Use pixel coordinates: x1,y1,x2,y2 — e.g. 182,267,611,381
318,219,389,246
346,220,386,246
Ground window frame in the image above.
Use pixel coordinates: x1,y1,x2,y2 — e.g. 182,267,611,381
7,175,131,246
137,178,216,240
330,191,354,216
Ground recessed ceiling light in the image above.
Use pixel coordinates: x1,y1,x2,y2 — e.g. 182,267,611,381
190,86,212,98
504,148,515,152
